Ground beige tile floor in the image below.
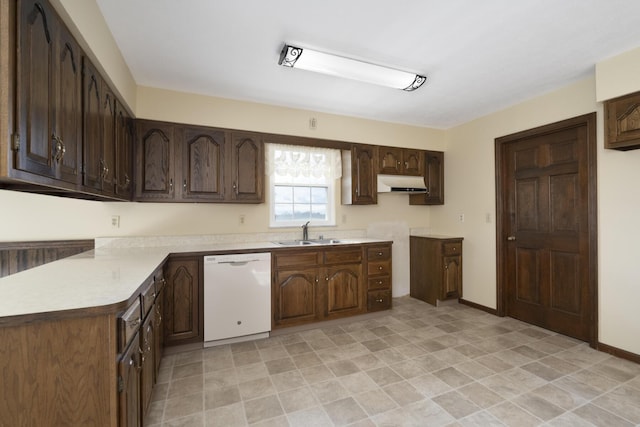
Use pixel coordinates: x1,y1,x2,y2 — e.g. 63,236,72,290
146,296,640,426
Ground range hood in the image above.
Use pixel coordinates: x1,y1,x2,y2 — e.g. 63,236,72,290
377,174,428,193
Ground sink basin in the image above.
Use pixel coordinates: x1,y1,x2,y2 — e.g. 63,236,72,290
275,240,319,246
274,239,342,246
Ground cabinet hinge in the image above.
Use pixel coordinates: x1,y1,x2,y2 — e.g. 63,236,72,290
12,134,20,152
117,375,124,393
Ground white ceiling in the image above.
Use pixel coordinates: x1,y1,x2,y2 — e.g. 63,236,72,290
96,0,640,129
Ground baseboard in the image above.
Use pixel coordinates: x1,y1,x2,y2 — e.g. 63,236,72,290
597,342,640,364
459,298,499,315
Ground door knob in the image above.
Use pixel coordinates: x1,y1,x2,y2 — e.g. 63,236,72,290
507,236,516,241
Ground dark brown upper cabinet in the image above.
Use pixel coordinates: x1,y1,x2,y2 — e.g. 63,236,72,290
342,145,377,205
135,121,264,203
377,146,424,176
82,57,118,196
410,150,444,205
15,0,82,185
229,132,264,203
181,126,226,201
134,120,176,200
605,90,640,150
114,100,134,199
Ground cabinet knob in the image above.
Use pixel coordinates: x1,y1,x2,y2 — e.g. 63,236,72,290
507,236,516,241
378,252,383,256
169,178,173,192
376,298,384,303
183,179,187,191
378,280,383,285
378,266,383,271
53,135,66,163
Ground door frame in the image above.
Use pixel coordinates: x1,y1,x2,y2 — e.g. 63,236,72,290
494,113,598,347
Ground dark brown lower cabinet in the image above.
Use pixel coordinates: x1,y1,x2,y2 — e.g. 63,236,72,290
410,236,463,306
140,308,155,416
118,331,141,427
163,256,203,345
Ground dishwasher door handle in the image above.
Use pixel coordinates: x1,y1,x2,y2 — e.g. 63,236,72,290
217,260,259,266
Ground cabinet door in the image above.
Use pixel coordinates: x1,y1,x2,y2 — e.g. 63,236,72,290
15,0,56,178
378,146,402,174
409,151,444,205
115,100,134,199
82,58,103,190
442,255,461,300
135,121,175,200
154,285,164,379
403,149,424,176
100,87,116,194
53,25,82,184
230,132,264,203
324,264,363,318
273,268,318,327
163,256,202,345
140,310,155,416
351,145,377,205
118,333,141,427
180,126,225,201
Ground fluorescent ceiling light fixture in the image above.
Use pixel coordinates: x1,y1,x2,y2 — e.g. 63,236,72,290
279,44,426,92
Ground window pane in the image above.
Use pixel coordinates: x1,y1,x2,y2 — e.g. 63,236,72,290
274,186,293,203
293,187,311,203
293,204,311,220
311,187,328,204
311,204,327,219
274,204,293,221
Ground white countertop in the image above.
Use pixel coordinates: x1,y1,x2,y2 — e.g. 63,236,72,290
0,237,388,319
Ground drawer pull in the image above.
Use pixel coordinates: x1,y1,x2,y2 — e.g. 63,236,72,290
378,266,383,271
376,298,384,303
378,252,383,256
378,280,383,285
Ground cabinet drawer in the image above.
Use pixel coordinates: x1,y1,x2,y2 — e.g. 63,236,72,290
368,260,391,276
323,248,362,264
368,276,391,290
141,280,156,318
443,242,461,256
274,251,320,269
119,298,142,352
367,290,391,312
367,246,391,261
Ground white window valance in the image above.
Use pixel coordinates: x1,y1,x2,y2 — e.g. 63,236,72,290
266,143,342,184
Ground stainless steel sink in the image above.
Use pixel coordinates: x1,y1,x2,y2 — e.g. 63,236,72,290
275,240,319,246
274,239,342,246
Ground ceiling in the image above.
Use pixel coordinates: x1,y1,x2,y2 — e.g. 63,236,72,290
95,0,640,129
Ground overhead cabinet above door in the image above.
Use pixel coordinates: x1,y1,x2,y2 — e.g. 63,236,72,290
134,120,264,203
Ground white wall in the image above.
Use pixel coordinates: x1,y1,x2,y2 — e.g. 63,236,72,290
434,76,640,355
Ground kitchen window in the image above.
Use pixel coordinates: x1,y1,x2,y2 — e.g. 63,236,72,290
267,143,341,227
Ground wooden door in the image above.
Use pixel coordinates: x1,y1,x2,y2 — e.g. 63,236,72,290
135,121,175,200
496,113,597,344
378,146,402,174
82,58,103,190
15,0,56,178
229,132,264,203
402,149,424,176
163,256,202,345
325,264,363,318
101,87,116,194
352,145,377,205
181,126,225,201
409,151,444,205
115,100,133,198
274,268,318,326
442,255,461,299
118,333,141,427
53,25,82,184
140,310,155,416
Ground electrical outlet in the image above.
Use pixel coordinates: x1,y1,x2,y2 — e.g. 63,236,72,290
111,215,120,228
458,213,465,223
486,213,492,223
239,214,245,225
309,117,317,130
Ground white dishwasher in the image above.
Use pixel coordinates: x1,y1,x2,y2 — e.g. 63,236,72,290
203,252,271,346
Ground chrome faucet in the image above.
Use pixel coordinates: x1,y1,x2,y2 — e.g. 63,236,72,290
302,221,310,241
